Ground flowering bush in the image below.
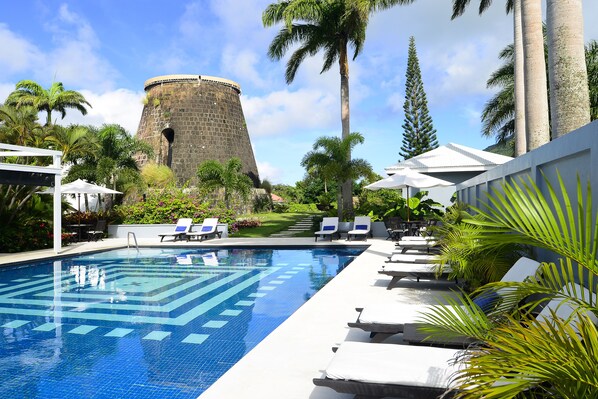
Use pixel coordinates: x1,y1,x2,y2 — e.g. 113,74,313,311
0,220,55,253
232,218,262,229
114,189,237,226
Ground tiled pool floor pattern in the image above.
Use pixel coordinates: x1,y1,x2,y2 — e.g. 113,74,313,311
0,248,363,399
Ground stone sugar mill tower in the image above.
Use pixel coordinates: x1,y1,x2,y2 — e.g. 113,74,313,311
135,74,259,185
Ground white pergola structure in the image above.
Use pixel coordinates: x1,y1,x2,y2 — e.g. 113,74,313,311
0,143,63,253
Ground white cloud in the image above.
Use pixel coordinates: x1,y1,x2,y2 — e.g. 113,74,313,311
256,161,283,183
0,23,44,74
242,88,337,137
0,83,15,103
59,89,145,135
221,46,267,89
38,4,119,91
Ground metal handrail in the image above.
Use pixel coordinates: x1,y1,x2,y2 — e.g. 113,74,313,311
127,232,140,253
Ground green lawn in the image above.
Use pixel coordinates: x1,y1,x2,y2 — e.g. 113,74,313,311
233,212,322,238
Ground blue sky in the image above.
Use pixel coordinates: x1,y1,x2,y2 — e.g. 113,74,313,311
1,1,597,185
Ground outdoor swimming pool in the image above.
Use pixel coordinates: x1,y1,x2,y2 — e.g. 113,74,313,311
0,246,364,399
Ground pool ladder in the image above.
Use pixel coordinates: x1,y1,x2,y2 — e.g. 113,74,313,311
127,232,140,253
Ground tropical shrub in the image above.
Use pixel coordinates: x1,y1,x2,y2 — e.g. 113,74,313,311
419,174,598,398
0,219,55,252
114,189,236,225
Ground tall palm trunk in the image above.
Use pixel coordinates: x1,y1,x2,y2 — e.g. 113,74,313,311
546,0,590,138
513,0,527,155
339,39,353,219
521,0,550,150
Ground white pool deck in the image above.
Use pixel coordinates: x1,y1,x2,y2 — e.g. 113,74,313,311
0,237,458,399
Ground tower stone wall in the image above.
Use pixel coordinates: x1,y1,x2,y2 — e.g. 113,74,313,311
135,74,259,185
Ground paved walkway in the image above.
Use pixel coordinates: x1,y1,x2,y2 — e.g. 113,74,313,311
0,237,458,399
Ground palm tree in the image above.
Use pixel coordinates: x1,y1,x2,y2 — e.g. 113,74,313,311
452,0,550,152
196,157,254,208
45,125,100,164
262,0,412,218
6,80,91,126
546,0,591,138
482,39,598,150
67,124,152,209
0,105,45,148
301,132,373,219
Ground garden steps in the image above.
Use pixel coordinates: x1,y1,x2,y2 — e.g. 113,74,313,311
269,216,315,237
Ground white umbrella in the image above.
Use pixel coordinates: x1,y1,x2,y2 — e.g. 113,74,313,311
39,179,122,215
364,168,453,220
39,179,122,195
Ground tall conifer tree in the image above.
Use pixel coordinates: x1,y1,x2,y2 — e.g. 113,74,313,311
400,36,438,160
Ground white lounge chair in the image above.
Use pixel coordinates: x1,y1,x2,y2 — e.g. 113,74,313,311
186,218,221,241
314,217,339,241
346,216,371,241
386,253,438,263
313,342,463,398
158,218,193,242
379,262,452,289
352,257,541,338
317,284,590,397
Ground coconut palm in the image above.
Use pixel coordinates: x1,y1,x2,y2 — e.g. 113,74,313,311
263,0,412,218
196,157,254,209
546,0,591,138
6,80,91,126
452,0,527,155
482,39,598,151
418,173,598,397
452,0,549,153
301,132,373,219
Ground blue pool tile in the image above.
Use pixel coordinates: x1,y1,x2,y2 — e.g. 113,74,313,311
105,328,134,337
2,320,29,329
235,300,254,306
220,309,243,316
248,293,266,298
203,320,228,328
68,325,98,335
143,331,171,341
33,322,60,331
182,333,209,344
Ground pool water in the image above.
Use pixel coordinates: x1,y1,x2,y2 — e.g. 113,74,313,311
0,247,364,399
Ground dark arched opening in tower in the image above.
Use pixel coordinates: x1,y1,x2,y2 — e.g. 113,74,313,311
162,128,175,168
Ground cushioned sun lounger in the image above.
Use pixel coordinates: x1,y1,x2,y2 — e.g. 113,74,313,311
158,218,193,242
314,217,339,241
313,342,463,399
185,218,221,241
386,253,438,263
351,257,541,340
319,286,593,397
378,262,451,289
393,239,440,254
347,216,371,241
